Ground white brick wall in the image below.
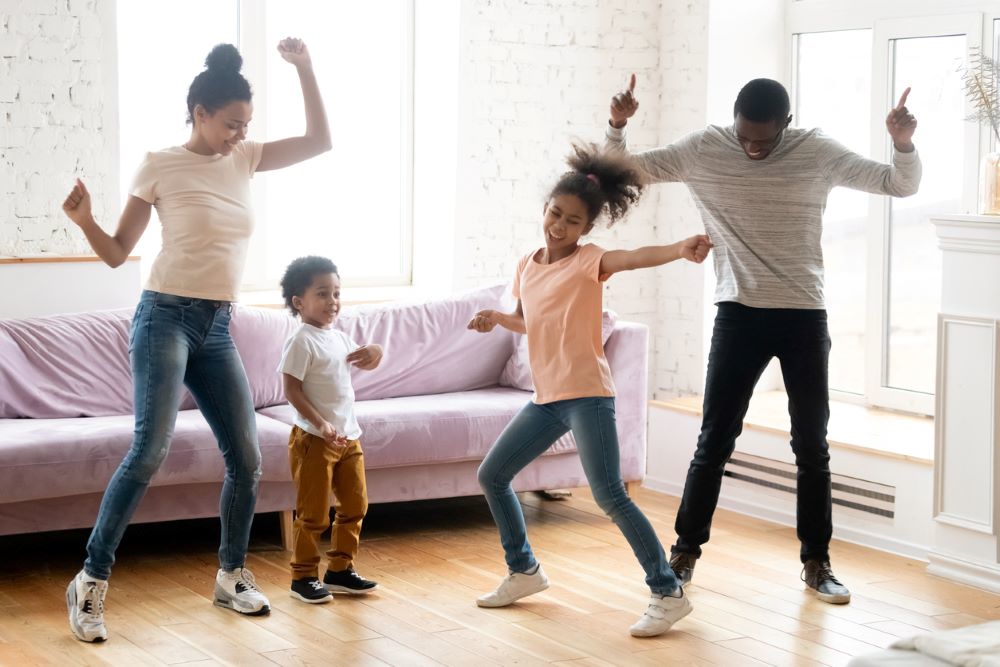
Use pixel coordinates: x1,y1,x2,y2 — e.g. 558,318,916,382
456,0,710,398
2,0,711,397
0,0,114,257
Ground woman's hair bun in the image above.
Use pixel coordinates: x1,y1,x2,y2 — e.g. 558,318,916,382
205,44,243,73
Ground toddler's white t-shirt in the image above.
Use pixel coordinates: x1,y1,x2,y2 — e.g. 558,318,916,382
278,323,362,441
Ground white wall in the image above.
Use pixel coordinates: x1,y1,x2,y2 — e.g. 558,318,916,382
0,257,140,318
0,0,118,256
454,0,711,399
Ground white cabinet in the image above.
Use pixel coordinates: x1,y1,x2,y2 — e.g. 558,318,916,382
928,215,1000,593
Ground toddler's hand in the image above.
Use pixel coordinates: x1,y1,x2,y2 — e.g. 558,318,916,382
320,421,350,449
347,344,382,370
679,234,713,264
467,310,498,333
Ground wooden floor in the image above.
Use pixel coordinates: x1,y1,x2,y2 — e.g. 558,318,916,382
1,487,998,666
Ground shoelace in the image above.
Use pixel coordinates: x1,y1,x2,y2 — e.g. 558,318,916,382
803,562,842,586
235,568,263,593
83,582,105,617
307,579,326,592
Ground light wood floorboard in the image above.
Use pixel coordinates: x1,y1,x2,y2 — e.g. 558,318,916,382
1,487,997,666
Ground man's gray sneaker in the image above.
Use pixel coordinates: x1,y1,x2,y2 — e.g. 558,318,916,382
802,559,851,604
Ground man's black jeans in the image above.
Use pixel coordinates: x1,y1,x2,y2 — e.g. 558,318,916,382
672,301,833,563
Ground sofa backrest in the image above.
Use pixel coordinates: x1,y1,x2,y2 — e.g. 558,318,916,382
0,284,516,418
0,309,136,418
335,283,516,401
241,283,517,405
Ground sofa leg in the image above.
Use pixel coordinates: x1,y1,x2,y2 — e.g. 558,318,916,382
279,510,294,551
625,481,640,497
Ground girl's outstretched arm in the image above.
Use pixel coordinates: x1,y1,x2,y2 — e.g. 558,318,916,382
62,179,151,268
468,300,526,335
599,234,712,278
257,38,332,172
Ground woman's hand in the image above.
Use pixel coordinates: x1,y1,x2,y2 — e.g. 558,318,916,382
468,310,499,333
347,344,383,370
62,178,93,227
277,37,312,68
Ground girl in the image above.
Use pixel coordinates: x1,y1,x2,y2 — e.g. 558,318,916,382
60,39,330,642
468,142,712,638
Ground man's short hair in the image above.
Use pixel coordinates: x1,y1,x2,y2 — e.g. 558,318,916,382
734,78,790,123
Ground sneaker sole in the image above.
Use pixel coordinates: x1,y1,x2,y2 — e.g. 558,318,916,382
475,580,549,608
812,589,851,604
289,590,333,604
65,581,107,643
324,583,378,595
629,597,693,637
213,595,272,616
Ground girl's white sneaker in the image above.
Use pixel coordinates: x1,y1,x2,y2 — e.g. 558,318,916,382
629,589,692,637
476,565,549,607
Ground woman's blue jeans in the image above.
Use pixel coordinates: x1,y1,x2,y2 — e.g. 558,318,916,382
477,397,678,596
84,290,262,580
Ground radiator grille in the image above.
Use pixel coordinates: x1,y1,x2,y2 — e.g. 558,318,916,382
723,453,895,518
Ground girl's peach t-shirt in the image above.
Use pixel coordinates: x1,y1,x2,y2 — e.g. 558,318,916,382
512,242,614,404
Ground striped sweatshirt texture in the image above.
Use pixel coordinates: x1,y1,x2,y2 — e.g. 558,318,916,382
606,124,922,309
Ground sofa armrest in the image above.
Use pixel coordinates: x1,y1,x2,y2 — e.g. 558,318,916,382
604,321,649,482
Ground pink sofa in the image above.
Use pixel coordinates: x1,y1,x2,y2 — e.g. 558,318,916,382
0,284,649,537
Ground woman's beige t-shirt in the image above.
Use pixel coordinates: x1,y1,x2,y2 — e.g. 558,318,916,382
512,243,614,404
130,141,264,302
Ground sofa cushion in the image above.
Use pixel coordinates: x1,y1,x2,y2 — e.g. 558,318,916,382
229,305,299,409
259,387,579,469
0,310,136,418
0,410,294,504
333,284,517,400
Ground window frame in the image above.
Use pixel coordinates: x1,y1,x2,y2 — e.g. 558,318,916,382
238,0,417,292
787,0,996,415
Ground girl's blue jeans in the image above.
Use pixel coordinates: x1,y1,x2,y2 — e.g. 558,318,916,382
477,396,678,596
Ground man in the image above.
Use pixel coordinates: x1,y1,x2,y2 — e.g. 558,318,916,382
606,75,919,603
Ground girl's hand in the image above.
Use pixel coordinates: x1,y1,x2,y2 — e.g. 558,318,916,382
320,421,350,449
679,234,713,264
347,344,382,370
277,37,311,68
467,310,498,333
62,178,93,227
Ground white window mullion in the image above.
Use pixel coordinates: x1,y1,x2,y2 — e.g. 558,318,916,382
866,13,983,416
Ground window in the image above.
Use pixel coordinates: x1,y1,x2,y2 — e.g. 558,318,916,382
788,2,989,415
118,1,415,291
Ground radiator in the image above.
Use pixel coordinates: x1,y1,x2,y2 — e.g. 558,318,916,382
724,452,895,518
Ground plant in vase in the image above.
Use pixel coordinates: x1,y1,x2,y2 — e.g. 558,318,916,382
960,47,1000,214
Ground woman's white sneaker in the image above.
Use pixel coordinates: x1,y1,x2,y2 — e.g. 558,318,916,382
476,565,549,607
629,589,692,637
214,567,271,615
66,570,109,642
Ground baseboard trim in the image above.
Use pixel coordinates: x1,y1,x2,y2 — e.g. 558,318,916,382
927,552,1000,594
641,477,931,562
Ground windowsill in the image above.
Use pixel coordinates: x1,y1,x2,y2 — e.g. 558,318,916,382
0,255,140,265
240,284,431,309
651,390,934,464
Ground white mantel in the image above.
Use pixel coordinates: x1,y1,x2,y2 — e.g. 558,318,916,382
928,214,1000,594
